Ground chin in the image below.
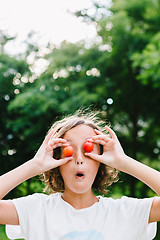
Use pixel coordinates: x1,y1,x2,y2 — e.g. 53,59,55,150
66,183,93,195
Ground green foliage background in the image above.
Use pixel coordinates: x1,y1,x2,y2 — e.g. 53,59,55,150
1,0,160,238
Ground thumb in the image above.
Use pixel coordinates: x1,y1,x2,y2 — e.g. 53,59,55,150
57,157,73,166
84,152,101,162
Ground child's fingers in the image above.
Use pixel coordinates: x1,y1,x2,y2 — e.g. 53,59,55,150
105,126,117,140
52,143,69,150
94,129,102,135
92,135,111,142
48,138,67,147
84,152,102,162
43,129,54,144
57,157,73,166
89,139,106,146
104,139,115,150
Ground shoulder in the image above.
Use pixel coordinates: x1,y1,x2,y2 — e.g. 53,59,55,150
18,192,60,200
98,195,131,206
100,195,155,204
99,195,155,213
11,192,61,209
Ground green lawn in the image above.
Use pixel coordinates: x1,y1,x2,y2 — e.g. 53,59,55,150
0,225,23,240
0,225,9,240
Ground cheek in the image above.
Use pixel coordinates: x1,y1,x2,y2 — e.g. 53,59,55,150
88,160,100,174
59,165,66,177
59,162,72,179
59,168,66,183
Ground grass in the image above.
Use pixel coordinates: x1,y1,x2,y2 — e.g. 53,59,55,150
0,225,9,240
0,225,23,240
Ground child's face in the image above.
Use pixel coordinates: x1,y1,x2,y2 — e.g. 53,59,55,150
59,124,100,195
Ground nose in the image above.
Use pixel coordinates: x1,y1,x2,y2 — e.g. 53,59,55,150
75,149,84,165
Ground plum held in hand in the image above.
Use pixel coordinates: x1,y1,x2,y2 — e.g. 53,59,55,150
63,145,74,157
84,141,94,153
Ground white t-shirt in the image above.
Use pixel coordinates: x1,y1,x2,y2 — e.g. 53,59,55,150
6,193,157,240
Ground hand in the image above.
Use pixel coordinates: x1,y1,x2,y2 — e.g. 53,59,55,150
32,130,73,174
85,126,125,170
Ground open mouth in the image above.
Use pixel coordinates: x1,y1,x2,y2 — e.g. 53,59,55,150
75,172,85,179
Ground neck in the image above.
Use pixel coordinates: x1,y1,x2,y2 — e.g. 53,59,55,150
61,189,99,210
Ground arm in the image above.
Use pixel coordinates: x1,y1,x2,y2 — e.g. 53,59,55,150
118,155,160,196
85,126,160,223
0,130,73,225
0,160,39,225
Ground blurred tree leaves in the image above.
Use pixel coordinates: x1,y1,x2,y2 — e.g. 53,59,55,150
0,31,32,177
132,32,160,87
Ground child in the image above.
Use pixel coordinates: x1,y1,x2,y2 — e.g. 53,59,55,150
0,110,159,240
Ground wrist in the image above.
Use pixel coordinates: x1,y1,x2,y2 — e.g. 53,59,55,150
115,153,130,172
29,158,44,176
117,154,137,173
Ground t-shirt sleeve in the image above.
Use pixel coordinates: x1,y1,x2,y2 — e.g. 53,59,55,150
6,193,44,239
120,196,157,239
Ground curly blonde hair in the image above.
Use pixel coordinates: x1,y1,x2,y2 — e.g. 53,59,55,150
43,109,119,196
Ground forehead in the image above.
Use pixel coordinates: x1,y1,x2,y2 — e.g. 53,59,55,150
63,124,96,141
